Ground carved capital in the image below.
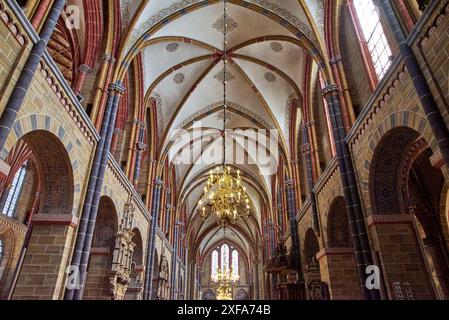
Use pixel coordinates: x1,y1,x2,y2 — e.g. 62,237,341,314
109,82,126,95
300,143,312,155
136,142,147,151
321,84,339,97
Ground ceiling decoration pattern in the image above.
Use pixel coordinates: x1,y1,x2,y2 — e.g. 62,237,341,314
214,68,236,83
212,15,239,33
127,0,318,52
128,0,203,50
121,0,131,31
173,73,186,84
264,72,276,83
166,42,180,52
245,0,317,45
176,101,273,131
270,41,283,53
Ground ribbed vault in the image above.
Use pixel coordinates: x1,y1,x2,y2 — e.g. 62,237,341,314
121,0,326,266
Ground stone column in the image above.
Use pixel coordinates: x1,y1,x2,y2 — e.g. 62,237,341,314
322,85,379,300
285,180,302,275
170,223,180,299
143,178,164,300
301,123,320,234
65,83,125,300
133,123,147,185
0,0,66,150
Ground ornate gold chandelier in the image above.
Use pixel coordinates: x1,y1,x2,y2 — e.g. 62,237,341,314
199,167,250,225
212,266,239,300
197,0,251,226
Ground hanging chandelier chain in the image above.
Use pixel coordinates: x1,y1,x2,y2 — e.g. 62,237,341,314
198,0,251,228
223,0,228,165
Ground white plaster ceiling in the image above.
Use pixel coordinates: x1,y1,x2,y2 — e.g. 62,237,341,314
125,0,322,258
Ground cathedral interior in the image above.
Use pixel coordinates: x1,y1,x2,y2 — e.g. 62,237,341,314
0,0,449,301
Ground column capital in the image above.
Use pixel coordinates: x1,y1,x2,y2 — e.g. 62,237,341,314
329,55,342,65
321,84,339,97
109,82,126,95
153,178,164,187
302,120,318,128
136,142,147,151
300,143,312,155
284,179,295,189
79,64,93,73
103,54,116,64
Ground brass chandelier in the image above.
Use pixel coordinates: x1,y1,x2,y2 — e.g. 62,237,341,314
213,266,239,300
198,0,251,226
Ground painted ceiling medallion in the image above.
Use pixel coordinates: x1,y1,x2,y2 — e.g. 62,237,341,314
212,15,238,33
265,72,276,83
214,68,235,84
174,73,185,84
166,42,180,52
270,42,283,53
216,111,234,122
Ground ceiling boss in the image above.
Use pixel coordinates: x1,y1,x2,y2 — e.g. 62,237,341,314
198,0,251,227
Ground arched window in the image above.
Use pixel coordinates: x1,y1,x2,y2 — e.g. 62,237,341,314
231,250,239,278
211,250,219,280
221,244,229,272
211,244,240,280
353,0,392,79
2,162,27,218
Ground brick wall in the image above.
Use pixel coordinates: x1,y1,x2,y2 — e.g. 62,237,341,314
317,248,362,300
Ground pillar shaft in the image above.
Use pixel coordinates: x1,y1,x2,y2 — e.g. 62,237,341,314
285,180,302,276
143,179,163,300
0,0,66,150
322,85,379,300
302,124,320,234
170,224,179,299
65,83,125,300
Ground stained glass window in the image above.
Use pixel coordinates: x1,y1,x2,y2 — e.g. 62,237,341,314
2,162,27,218
231,250,239,278
221,244,229,272
353,0,392,79
211,250,219,280
211,244,240,280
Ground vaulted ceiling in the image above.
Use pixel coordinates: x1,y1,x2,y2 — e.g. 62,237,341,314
120,0,326,263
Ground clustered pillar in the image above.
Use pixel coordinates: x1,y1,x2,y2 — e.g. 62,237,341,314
133,122,146,185
65,82,125,300
285,180,302,276
143,178,164,300
301,123,320,235
322,84,380,300
0,0,66,150
170,223,180,299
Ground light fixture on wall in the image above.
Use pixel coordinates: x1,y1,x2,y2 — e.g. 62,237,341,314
198,0,251,227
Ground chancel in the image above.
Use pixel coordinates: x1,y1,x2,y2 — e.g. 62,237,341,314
0,0,448,301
